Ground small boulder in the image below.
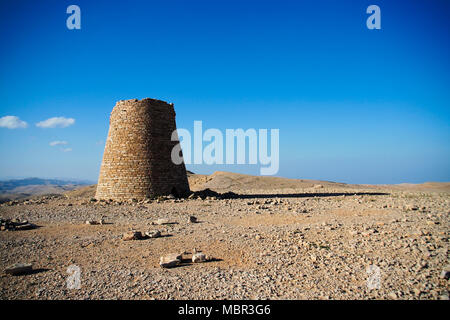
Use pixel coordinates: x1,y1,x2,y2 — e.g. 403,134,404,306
15,222,36,231
188,216,198,223
192,252,207,263
441,269,450,280
154,218,170,225
122,231,143,241
5,263,33,275
160,253,182,268
145,230,161,238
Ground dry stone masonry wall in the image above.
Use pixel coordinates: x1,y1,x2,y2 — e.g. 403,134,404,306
95,98,190,200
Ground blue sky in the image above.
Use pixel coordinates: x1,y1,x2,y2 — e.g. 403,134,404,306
0,0,449,184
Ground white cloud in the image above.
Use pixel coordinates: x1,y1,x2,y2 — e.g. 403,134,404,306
50,141,68,146
36,117,75,128
62,148,72,152
0,116,28,129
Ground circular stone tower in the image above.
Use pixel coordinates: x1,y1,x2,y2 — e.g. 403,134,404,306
95,98,190,200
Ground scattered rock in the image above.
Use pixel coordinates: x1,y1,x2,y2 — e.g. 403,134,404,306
0,218,36,231
14,222,36,230
1,179,448,300
85,219,107,225
440,269,450,280
388,292,397,299
189,189,237,200
154,218,171,225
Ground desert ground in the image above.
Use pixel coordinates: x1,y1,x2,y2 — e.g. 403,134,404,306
0,171,449,300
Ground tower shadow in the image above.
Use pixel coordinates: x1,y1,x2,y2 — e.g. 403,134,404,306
189,188,389,200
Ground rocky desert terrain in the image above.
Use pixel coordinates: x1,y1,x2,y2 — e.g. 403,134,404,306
1,171,449,300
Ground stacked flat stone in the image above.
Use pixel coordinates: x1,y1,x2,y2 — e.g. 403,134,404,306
95,98,190,201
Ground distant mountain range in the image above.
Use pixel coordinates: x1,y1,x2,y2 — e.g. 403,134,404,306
0,178,93,203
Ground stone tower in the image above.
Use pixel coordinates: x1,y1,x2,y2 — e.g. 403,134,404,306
95,98,190,201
